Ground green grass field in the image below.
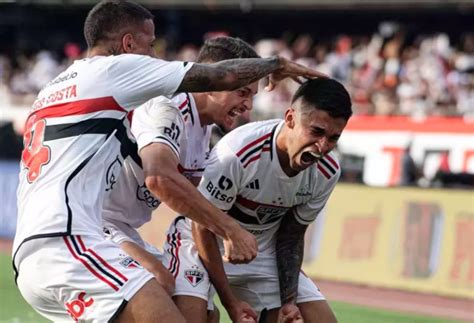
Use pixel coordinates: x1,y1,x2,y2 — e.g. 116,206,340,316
0,254,459,323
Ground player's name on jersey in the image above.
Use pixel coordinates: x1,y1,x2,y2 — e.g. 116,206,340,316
32,84,78,111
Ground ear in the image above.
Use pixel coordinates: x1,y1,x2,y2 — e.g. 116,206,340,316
284,107,296,129
122,33,135,53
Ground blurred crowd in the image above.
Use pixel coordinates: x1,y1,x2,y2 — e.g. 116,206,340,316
0,24,472,189
1,24,473,122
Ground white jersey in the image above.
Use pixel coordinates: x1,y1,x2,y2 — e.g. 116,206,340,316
102,92,212,246
196,119,341,253
14,54,193,267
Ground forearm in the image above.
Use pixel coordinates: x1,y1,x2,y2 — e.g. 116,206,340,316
192,222,238,310
276,210,307,305
178,57,281,92
141,144,240,240
146,171,238,240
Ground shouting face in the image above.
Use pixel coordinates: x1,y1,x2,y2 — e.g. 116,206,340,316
279,105,347,176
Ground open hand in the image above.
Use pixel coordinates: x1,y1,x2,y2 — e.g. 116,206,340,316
264,56,328,91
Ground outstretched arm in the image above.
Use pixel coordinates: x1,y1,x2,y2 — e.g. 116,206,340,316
276,208,308,305
140,143,257,264
192,222,257,323
177,56,326,93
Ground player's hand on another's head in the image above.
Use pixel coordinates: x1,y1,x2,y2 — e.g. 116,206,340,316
278,303,304,323
222,226,257,264
264,56,328,92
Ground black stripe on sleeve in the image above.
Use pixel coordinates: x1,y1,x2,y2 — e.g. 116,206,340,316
154,135,179,156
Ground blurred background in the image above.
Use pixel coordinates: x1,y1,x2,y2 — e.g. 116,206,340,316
0,0,473,322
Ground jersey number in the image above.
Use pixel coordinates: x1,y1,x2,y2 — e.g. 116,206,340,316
21,118,51,183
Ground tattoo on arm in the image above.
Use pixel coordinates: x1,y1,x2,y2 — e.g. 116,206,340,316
177,57,280,93
276,208,308,305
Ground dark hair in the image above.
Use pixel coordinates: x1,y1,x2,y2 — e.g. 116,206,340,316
291,78,352,120
84,0,154,48
196,37,260,63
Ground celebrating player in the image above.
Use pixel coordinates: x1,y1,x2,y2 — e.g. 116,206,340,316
12,0,326,321
166,78,352,323
103,36,260,323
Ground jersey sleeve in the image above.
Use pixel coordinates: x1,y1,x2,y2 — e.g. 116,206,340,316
108,54,193,111
197,142,242,211
131,96,185,159
294,170,340,225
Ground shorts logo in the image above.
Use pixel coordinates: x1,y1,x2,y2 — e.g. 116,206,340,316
184,266,204,287
105,156,122,191
65,292,94,321
119,256,142,269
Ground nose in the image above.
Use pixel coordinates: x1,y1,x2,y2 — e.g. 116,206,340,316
245,98,253,111
315,137,330,155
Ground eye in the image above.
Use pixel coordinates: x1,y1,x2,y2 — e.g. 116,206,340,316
311,128,325,136
237,88,250,97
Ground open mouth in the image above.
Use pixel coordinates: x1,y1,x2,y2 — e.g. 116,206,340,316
224,108,243,127
300,151,322,166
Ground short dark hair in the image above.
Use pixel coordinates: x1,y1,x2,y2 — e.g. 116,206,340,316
291,78,352,120
84,0,154,48
196,37,260,63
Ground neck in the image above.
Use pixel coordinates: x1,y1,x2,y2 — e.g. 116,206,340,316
192,93,213,126
276,125,297,177
87,44,123,57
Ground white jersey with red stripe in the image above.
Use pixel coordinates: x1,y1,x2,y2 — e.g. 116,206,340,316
13,54,193,264
196,119,341,253
102,92,212,246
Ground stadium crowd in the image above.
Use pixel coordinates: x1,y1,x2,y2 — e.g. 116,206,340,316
0,25,473,189
1,27,473,121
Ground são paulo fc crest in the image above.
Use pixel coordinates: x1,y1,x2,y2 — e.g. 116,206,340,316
184,266,204,287
119,255,142,269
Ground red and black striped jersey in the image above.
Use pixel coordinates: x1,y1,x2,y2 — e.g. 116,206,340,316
196,119,341,253
13,54,192,263
101,92,212,246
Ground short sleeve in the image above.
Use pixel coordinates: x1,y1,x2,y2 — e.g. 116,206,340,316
131,97,185,159
108,54,193,110
294,171,340,225
197,142,242,211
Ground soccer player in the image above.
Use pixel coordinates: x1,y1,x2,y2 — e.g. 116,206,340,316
103,36,261,323
12,1,325,321
166,78,352,323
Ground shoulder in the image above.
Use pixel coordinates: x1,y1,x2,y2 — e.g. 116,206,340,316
132,96,183,132
218,119,280,167
315,151,341,182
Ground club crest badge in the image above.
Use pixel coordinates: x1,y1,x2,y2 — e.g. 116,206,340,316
184,266,204,287
119,255,142,269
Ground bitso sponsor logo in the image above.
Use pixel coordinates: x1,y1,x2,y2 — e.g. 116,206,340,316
206,175,234,203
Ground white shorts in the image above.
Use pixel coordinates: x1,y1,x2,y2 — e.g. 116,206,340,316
162,216,215,309
15,234,153,322
224,252,325,312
